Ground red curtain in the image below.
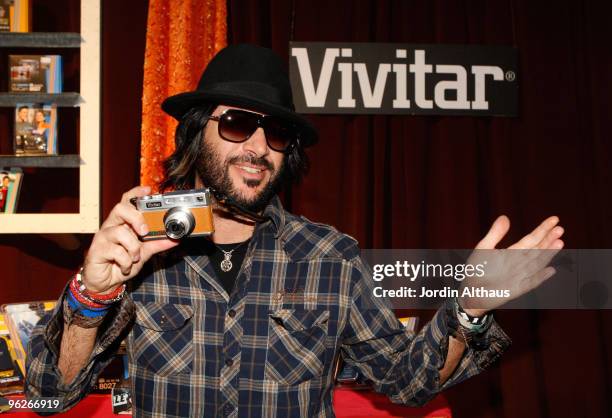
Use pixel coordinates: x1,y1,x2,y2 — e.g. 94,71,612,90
140,0,227,190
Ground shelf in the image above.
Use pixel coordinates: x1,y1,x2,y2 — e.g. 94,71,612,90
0,214,98,233
0,1,100,234
0,92,81,106
0,32,82,48
0,154,81,168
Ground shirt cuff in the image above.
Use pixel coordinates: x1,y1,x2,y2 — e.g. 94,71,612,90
424,300,512,389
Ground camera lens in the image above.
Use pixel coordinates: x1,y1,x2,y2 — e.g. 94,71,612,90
168,221,184,234
163,207,195,239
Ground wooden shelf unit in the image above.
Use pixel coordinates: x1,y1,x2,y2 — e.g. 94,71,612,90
0,0,100,233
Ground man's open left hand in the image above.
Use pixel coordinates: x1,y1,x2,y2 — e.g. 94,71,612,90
459,215,565,316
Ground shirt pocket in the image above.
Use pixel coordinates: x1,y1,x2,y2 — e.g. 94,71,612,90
132,301,194,376
265,308,330,386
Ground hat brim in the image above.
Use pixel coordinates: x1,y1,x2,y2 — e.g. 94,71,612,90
161,91,318,147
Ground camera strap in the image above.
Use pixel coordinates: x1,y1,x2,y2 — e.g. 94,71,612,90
208,187,270,223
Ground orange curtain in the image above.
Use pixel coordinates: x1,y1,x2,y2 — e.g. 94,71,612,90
140,0,227,191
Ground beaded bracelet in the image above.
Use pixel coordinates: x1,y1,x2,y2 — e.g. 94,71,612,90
74,268,126,305
69,275,107,309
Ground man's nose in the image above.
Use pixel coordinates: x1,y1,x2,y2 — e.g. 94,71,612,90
242,127,268,156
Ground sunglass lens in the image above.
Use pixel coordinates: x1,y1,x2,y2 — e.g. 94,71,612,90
219,110,258,142
263,117,296,152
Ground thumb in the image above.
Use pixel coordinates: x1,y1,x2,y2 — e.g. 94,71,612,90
476,215,510,249
141,239,179,261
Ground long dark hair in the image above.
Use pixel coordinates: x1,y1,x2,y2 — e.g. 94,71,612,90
159,105,309,192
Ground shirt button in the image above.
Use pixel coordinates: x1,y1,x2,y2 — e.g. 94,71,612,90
224,404,234,415
225,358,233,367
228,309,236,318
159,314,167,324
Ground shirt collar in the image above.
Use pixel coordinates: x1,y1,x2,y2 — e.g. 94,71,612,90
261,195,287,239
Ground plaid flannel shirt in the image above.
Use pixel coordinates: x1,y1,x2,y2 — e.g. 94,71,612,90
25,196,511,417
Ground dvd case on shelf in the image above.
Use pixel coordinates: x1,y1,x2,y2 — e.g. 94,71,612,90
112,379,133,414
0,1,11,32
91,351,127,395
9,0,29,32
0,313,24,396
0,168,23,214
9,55,62,93
0,301,55,375
0,0,29,32
111,354,132,414
14,103,57,155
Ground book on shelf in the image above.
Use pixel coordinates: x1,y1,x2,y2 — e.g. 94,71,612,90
0,168,23,214
14,103,57,155
0,0,30,32
9,55,62,93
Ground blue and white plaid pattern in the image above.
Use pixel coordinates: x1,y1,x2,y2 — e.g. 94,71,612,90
26,196,511,417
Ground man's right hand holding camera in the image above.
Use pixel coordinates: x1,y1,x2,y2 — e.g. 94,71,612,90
83,186,179,294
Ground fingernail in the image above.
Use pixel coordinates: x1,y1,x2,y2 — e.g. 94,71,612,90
133,254,140,263
140,224,149,235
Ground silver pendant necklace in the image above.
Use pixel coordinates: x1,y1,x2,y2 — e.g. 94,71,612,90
216,241,248,273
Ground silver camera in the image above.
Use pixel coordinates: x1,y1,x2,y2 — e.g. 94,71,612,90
130,188,215,240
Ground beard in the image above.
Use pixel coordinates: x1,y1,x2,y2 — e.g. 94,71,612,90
196,139,287,213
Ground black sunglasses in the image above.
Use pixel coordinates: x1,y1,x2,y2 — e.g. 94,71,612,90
206,109,299,153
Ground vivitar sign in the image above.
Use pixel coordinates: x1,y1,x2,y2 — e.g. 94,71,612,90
289,42,518,116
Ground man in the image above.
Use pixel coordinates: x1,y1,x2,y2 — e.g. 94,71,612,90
26,44,564,417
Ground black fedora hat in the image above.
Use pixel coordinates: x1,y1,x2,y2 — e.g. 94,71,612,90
161,44,317,147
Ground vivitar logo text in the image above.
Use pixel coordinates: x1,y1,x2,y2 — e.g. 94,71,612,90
289,43,518,116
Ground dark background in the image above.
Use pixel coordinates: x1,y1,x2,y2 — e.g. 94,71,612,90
1,1,611,417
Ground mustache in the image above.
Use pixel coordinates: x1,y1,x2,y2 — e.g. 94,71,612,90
227,154,274,171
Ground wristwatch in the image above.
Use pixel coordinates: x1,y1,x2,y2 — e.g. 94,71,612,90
446,297,493,350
